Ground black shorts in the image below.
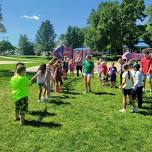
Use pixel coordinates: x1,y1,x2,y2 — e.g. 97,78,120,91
110,75,116,82
15,97,28,115
123,89,132,96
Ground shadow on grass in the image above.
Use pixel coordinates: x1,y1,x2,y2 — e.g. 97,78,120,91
25,120,62,128
50,95,73,99
29,110,56,117
137,110,152,116
137,97,152,116
62,91,81,95
0,70,14,77
94,92,115,95
48,99,71,105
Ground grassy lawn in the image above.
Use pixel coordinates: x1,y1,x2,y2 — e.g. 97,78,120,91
0,57,152,152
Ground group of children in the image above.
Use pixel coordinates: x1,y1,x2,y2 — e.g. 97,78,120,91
96,59,118,88
119,61,143,113
10,50,151,125
10,57,82,125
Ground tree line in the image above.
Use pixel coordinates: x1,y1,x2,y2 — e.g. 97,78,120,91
0,0,152,55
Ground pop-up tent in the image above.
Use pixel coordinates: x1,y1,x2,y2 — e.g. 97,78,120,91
134,39,150,49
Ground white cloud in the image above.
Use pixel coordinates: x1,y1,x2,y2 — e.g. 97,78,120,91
22,15,40,20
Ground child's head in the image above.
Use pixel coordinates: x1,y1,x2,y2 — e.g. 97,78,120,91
123,64,129,71
133,63,140,71
112,62,115,67
16,65,26,76
16,62,25,69
39,63,46,74
102,61,106,66
86,55,92,61
49,60,54,66
143,49,150,57
128,62,134,69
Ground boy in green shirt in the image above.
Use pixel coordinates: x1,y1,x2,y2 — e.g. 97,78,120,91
11,65,31,126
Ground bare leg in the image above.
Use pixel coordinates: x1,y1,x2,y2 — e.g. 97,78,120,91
122,95,127,110
84,76,88,93
88,76,92,92
39,88,42,100
20,114,25,126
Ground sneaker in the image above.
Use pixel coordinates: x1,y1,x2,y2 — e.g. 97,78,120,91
45,96,49,101
119,109,126,112
83,91,87,95
142,88,145,92
37,100,41,102
41,96,46,102
131,108,137,113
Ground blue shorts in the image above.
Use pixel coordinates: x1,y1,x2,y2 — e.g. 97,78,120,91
83,73,92,77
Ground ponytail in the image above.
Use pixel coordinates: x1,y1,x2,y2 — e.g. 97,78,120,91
128,70,130,79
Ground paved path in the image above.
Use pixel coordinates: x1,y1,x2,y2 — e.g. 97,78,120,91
26,66,39,72
0,61,35,65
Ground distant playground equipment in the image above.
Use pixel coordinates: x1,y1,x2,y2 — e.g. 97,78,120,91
53,45,103,60
122,39,152,61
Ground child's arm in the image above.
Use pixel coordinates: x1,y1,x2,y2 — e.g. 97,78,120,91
147,62,152,74
31,72,38,83
119,76,126,89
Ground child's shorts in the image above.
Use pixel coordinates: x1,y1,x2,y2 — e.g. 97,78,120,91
110,75,116,82
123,89,132,96
15,97,28,115
38,83,46,89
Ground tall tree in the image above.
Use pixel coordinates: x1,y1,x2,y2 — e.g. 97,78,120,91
0,40,14,55
59,26,85,48
35,20,56,54
142,4,152,45
18,34,34,55
121,0,145,49
85,2,121,53
85,0,145,53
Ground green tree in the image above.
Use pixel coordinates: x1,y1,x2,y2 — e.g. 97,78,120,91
0,40,14,55
59,26,85,48
121,0,145,49
85,2,121,53
18,34,34,55
143,4,152,45
35,20,56,55
85,0,145,54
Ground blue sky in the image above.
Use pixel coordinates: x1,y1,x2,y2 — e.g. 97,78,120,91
0,0,151,45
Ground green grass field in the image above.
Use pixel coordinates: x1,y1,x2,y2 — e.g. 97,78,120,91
0,56,152,152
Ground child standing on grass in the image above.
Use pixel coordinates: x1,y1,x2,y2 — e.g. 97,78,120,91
11,66,31,126
63,57,69,80
31,64,47,102
53,60,63,92
69,59,75,80
45,61,53,98
101,62,108,86
118,58,124,85
133,63,143,108
82,55,94,94
97,59,102,85
119,64,136,113
109,62,117,88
